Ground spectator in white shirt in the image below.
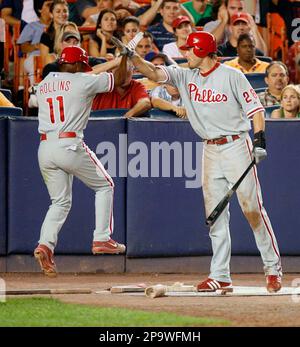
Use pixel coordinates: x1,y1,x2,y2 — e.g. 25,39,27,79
162,15,193,58
17,1,52,84
151,84,186,118
1,0,43,29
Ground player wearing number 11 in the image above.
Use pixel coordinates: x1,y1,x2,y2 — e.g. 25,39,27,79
34,46,127,277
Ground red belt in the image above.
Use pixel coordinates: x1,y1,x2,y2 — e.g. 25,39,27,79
206,135,240,145
40,132,77,141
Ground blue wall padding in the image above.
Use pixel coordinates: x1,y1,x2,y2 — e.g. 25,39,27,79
126,118,212,257
5,115,300,257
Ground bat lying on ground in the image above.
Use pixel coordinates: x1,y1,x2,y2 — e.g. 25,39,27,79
145,283,196,298
110,283,147,293
4,288,92,295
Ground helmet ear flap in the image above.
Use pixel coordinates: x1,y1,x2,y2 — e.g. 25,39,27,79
193,46,202,58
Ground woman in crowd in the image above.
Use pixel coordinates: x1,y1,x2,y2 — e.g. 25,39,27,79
82,0,114,26
162,16,193,58
121,16,140,45
46,22,80,65
39,0,69,67
271,85,300,119
89,9,119,60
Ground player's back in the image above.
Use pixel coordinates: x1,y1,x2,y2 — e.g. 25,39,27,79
37,72,108,135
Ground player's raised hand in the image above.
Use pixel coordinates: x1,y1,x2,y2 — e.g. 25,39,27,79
110,37,135,58
127,32,144,50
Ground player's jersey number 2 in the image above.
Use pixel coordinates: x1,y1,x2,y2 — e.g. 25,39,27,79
242,89,257,104
46,96,65,124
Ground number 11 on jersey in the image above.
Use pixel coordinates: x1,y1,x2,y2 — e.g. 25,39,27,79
46,95,65,123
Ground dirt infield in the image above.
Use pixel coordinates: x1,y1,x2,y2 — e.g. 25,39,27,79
1,273,300,327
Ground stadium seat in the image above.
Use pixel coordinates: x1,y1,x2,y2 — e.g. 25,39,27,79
3,24,11,78
91,109,151,118
0,107,23,117
220,57,235,63
220,56,272,63
245,73,267,89
90,109,128,117
256,56,273,63
267,13,288,62
23,55,43,116
148,108,180,119
174,58,188,64
0,88,12,101
254,87,267,94
265,105,280,118
132,74,145,80
12,23,22,94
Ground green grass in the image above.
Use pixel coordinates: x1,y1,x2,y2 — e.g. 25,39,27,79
0,298,230,327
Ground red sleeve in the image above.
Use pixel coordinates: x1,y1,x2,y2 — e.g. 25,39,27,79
92,94,102,110
131,80,150,104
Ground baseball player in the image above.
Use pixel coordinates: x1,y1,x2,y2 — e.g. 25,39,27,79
34,46,126,277
113,32,282,293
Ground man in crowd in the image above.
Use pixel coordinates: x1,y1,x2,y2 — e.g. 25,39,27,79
257,61,289,107
92,60,151,118
218,12,265,57
135,32,154,58
147,0,181,51
203,0,267,55
224,33,269,73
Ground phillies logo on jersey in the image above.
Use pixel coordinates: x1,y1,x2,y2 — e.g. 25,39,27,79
188,83,228,103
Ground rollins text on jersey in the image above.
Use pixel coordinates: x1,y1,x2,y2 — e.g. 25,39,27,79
39,80,71,94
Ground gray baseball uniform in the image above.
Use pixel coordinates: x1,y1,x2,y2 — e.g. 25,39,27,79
36,71,114,252
159,63,282,282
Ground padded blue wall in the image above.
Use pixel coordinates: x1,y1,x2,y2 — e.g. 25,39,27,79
4,115,300,257
0,117,7,255
126,118,211,257
8,117,126,254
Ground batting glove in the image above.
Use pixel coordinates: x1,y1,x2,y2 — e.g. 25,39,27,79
253,130,267,164
111,37,135,58
127,32,144,50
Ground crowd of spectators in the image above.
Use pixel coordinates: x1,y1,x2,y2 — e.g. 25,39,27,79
0,0,300,119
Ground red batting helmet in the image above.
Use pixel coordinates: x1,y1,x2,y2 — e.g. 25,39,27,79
59,46,92,72
180,31,217,58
